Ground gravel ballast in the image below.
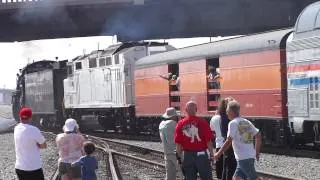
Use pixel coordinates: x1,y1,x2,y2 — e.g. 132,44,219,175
0,132,58,180
1,132,320,180
0,132,109,180
110,138,320,180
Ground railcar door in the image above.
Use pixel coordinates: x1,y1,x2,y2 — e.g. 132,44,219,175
168,63,180,110
207,57,220,112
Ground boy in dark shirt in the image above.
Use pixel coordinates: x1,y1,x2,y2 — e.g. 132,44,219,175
73,141,98,180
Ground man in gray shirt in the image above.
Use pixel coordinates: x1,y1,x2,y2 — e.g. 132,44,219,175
159,107,180,180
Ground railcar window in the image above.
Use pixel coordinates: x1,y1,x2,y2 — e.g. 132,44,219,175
106,57,112,66
99,58,106,67
296,3,320,32
309,77,320,109
75,62,82,70
89,58,97,68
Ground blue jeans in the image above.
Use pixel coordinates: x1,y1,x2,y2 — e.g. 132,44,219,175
234,158,257,180
183,151,212,180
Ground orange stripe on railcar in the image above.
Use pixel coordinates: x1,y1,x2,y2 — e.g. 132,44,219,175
135,65,170,116
219,49,287,118
179,92,209,116
220,50,284,90
221,65,282,90
220,50,282,68
179,60,207,93
219,90,286,118
135,65,169,96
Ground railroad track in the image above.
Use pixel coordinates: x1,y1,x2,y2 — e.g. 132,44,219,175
0,112,12,119
47,131,167,180
263,146,320,159
51,168,60,180
86,131,320,159
46,131,298,180
86,134,298,180
91,135,167,179
85,130,161,142
257,171,297,180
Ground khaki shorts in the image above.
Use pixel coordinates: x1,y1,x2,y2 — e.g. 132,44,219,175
58,162,81,178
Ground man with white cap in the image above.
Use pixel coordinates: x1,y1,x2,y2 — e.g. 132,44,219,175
14,107,47,180
159,107,180,180
56,118,85,180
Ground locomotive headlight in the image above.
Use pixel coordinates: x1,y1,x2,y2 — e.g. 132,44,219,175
127,119,130,123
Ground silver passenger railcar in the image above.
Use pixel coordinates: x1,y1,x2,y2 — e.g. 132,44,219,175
287,1,320,144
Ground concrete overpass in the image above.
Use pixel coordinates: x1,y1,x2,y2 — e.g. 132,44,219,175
0,0,318,42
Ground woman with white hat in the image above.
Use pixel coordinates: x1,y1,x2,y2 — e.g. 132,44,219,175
56,118,85,180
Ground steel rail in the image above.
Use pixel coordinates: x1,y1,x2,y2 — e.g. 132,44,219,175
51,168,60,180
91,138,120,180
88,135,298,180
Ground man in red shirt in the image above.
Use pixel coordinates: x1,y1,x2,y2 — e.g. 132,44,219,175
174,101,214,180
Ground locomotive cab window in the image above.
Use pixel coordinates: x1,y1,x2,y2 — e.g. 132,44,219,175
89,58,97,68
99,58,106,67
106,57,112,66
75,62,82,70
114,54,120,64
67,65,73,76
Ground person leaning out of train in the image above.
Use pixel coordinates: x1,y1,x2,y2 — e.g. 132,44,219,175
207,66,215,89
210,97,237,180
214,100,262,180
56,118,85,180
174,101,214,180
159,107,181,180
170,75,180,91
159,72,173,81
14,107,47,180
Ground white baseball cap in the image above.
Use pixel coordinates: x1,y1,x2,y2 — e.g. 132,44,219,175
63,118,78,132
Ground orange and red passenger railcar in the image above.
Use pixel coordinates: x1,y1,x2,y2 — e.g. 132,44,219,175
135,29,292,143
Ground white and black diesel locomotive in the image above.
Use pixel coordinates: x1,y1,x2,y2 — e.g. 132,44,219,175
13,42,175,132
